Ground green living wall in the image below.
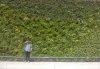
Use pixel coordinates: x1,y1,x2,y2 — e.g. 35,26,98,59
0,0,100,57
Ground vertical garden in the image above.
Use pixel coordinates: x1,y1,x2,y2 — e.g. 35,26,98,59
0,0,100,57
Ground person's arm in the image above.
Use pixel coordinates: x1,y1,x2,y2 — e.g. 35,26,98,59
31,44,32,51
31,48,32,51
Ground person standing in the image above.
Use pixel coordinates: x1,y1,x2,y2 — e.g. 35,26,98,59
24,41,32,62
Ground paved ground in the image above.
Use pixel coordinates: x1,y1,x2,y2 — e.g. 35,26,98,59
0,62,100,69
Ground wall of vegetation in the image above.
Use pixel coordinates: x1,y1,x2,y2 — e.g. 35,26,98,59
0,0,100,57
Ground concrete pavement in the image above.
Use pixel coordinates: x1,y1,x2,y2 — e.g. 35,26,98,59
0,62,100,69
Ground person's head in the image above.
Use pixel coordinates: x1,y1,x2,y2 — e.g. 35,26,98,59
24,40,32,44
27,41,32,44
24,37,32,42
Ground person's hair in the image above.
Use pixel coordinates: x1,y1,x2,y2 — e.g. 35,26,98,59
23,37,32,42
27,41,32,44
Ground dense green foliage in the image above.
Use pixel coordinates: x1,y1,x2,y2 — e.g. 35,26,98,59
0,0,100,57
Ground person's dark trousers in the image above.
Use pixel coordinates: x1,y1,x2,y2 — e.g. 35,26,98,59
25,51,30,62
